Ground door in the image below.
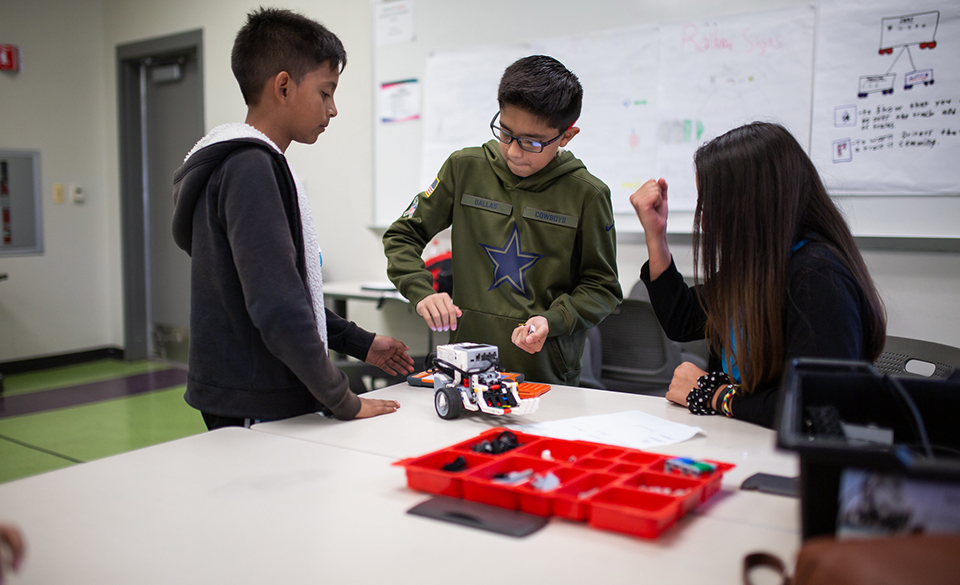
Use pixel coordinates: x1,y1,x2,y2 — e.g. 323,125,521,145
118,30,203,362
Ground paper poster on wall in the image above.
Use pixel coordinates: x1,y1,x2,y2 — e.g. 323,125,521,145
375,0,415,46
810,0,960,195
535,27,660,213
656,6,816,212
379,79,421,123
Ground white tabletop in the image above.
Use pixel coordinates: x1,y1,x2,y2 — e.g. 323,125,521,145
253,383,801,534
0,427,798,585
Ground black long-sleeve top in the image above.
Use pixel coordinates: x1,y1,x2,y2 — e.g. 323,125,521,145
640,240,873,428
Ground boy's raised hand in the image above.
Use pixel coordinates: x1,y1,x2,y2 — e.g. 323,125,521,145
512,316,548,354
365,335,415,376
416,292,462,332
354,397,400,419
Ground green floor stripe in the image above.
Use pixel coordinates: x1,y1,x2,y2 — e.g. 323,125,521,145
0,385,206,478
0,437,77,484
2,359,172,396
0,432,84,463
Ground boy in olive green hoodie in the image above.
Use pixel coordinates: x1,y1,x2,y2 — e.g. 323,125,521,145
383,55,622,385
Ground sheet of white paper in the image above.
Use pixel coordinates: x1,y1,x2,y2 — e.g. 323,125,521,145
513,410,704,451
375,0,415,46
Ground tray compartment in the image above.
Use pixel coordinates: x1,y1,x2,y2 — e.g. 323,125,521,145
588,487,681,538
401,449,496,497
461,455,557,510
620,471,704,513
618,451,663,467
592,447,628,459
516,466,586,517
450,428,542,457
553,472,619,521
515,438,598,464
572,457,614,471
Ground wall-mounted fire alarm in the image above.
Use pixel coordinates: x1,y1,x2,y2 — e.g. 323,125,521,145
0,45,22,72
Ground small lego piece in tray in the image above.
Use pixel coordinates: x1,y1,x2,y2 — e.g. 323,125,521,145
664,457,717,478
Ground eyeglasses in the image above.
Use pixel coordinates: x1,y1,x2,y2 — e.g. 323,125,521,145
489,111,569,153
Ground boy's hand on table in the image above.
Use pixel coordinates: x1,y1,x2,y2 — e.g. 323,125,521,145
416,293,462,332
512,316,548,354
354,397,400,419
366,335,415,376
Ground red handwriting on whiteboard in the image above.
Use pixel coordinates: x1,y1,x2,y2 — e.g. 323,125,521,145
742,28,783,56
681,23,734,52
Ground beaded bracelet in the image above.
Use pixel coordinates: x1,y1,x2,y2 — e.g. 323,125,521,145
716,383,739,418
687,372,731,415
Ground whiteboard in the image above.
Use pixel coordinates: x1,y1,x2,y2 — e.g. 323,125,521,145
810,0,960,196
372,0,960,242
657,6,816,211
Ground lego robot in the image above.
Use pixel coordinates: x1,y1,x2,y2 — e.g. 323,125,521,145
430,342,539,420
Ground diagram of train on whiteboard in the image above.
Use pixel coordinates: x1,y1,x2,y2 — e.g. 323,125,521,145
858,11,939,99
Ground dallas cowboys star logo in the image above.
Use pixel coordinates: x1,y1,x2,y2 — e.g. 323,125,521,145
480,223,542,297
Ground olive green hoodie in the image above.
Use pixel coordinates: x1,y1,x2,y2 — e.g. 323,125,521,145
383,140,622,385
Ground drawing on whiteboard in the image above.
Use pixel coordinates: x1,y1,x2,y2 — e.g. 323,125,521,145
658,119,706,144
834,105,858,127
858,11,940,99
833,138,853,163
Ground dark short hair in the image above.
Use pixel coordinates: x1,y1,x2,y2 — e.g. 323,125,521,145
497,55,582,133
231,8,347,106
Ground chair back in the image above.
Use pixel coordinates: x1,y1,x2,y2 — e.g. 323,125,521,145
874,336,960,380
595,299,681,394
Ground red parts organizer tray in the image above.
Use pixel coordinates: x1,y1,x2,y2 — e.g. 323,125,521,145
395,427,733,539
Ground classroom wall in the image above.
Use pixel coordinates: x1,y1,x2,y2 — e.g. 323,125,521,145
0,0,958,363
0,0,116,361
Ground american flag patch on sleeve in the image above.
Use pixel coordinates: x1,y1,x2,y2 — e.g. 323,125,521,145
424,177,439,197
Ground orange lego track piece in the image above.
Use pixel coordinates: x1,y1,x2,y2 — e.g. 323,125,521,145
517,382,551,399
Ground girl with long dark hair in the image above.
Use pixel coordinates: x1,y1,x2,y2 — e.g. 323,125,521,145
630,122,886,428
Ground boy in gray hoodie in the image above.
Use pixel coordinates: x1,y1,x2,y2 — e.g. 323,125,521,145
172,8,412,430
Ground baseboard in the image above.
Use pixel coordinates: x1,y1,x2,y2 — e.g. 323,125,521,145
0,347,126,375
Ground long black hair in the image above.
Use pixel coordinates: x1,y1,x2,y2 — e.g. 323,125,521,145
692,122,886,392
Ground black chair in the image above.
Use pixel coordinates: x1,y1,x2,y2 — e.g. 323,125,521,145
627,280,709,370
580,278,711,395
578,327,605,390
874,336,960,380
592,299,681,395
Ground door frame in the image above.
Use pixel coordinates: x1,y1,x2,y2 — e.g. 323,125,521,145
117,30,203,360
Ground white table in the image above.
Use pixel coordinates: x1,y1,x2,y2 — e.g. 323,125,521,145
0,385,801,584
253,383,801,535
322,280,408,317
0,427,798,585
